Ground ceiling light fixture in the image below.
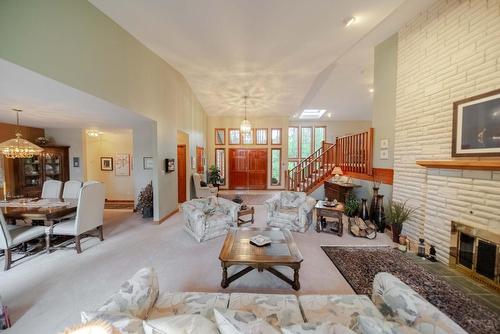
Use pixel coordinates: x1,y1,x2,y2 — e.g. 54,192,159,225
369,88,374,93
0,109,43,159
299,109,327,119
86,128,101,137
240,96,251,134
344,16,356,28
327,112,332,118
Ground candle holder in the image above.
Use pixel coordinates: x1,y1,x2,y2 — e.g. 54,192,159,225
417,238,426,257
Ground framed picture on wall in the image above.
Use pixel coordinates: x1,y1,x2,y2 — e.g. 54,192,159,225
452,88,500,157
143,157,153,170
115,154,130,176
100,157,113,171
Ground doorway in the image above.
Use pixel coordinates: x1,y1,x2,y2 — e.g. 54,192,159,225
228,148,267,189
177,145,187,203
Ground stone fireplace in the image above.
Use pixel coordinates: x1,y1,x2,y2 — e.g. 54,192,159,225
450,221,499,291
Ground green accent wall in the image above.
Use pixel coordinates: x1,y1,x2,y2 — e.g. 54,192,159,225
0,0,207,220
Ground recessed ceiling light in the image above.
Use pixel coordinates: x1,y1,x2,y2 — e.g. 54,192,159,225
344,16,356,28
299,109,326,119
369,88,374,93
327,112,332,118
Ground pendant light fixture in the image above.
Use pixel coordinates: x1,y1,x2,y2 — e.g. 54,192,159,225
0,109,43,159
240,96,251,134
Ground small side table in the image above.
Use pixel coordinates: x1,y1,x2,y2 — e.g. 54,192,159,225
315,201,344,236
237,206,255,226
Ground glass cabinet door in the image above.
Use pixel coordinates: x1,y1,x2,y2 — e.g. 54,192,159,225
44,152,62,181
23,156,42,187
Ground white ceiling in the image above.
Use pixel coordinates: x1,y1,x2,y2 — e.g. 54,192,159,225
90,0,435,120
0,58,152,129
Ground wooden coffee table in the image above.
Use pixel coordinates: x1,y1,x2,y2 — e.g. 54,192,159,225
219,227,303,290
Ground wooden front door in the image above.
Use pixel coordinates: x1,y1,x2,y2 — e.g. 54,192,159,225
177,145,187,203
229,149,267,189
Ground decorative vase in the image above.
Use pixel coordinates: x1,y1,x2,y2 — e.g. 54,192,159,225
392,224,402,243
417,238,426,257
360,198,369,221
142,206,153,218
399,235,407,245
372,194,385,232
369,187,379,220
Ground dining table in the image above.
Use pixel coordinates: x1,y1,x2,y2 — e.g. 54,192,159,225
0,198,77,224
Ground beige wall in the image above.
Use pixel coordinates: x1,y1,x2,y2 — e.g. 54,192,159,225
0,0,207,220
393,0,500,263
85,130,134,200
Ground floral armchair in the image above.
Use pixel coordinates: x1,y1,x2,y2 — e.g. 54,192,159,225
265,191,316,233
181,197,240,242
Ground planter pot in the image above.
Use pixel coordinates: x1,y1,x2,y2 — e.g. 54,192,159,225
391,224,402,243
399,234,407,245
142,206,153,218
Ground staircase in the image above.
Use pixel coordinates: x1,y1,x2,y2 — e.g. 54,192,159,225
286,128,374,194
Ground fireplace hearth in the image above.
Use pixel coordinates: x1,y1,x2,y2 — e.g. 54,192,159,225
450,221,499,291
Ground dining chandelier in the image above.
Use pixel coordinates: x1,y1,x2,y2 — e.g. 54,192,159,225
240,96,251,134
0,109,43,159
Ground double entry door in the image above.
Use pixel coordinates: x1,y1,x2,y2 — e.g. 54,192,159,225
228,149,267,189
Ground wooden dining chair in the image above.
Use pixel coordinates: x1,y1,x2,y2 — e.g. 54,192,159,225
41,180,63,199
0,210,46,270
62,180,82,200
45,182,105,254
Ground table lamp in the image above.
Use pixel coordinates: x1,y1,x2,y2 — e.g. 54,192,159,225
332,166,343,181
61,320,115,334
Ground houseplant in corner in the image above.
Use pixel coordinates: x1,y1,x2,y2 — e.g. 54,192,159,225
387,200,415,243
207,165,222,188
344,193,359,219
136,181,153,218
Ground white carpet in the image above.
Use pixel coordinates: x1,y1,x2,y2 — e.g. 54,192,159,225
0,206,392,333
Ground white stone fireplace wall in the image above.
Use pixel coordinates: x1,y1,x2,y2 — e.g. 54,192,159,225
393,0,500,263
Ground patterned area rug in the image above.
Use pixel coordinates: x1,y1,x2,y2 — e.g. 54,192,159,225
218,193,276,205
321,246,499,334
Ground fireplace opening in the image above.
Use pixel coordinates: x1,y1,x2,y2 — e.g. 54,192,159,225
458,233,474,269
476,240,497,280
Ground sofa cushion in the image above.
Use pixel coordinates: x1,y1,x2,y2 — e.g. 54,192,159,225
276,208,299,222
149,292,229,321
98,267,159,320
282,322,355,334
372,273,467,334
280,192,306,209
81,311,144,334
214,308,280,334
143,314,218,334
351,315,421,334
299,295,384,329
228,293,303,327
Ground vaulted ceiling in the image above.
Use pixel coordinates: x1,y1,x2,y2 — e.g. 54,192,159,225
90,0,435,120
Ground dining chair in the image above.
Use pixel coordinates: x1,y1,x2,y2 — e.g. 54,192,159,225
62,180,82,200
41,180,63,199
46,182,105,254
0,210,46,270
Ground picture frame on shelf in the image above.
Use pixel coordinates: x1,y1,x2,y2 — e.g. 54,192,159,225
452,88,500,157
100,157,113,171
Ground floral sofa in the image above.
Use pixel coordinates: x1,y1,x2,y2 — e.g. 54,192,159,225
264,191,316,233
80,268,466,334
180,196,240,242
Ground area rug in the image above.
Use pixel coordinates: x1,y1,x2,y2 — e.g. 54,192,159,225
321,246,499,334
218,193,275,205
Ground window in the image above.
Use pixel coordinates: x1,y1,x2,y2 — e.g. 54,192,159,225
271,128,282,145
242,129,254,145
301,127,312,158
215,148,225,185
288,161,298,171
271,149,281,185
229,129,240,145
255,129,267,145
215,128,225,145
314,126,326,151
288,127,298,158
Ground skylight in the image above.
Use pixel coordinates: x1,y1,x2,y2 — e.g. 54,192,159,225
299,109,327,119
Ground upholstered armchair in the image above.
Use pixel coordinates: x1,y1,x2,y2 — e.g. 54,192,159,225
193,173,218,198
181,197,240,242
265,191,316,232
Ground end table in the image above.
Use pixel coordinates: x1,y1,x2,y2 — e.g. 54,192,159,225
315,201,344,236
237,206,255,226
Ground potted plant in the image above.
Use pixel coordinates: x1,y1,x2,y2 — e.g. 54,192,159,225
136,181,153,218
344,193,359,218
387,200,415,243
207,165,222,188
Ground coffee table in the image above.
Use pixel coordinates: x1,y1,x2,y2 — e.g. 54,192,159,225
219,227,303,290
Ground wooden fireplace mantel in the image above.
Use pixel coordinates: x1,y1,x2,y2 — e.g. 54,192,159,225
416,160,500,170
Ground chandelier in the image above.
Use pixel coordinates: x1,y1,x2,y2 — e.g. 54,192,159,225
0,109,43,159
240,96,251,134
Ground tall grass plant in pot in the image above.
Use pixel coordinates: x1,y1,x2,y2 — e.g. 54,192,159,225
387,200,415,243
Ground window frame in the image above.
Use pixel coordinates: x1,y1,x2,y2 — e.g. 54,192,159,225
287,126,299,159
300,126,313,159
228,128,241,145
241,129,254,145
215,128,225,145
271,148,281,186
271,128,282,145
255,128,268,145
314,126,327,151
215,148,226,186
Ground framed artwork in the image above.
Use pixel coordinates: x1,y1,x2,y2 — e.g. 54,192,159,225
143,157,153,170
380,149,389,160
100,157,113,171
452,88,500,157
166,158,175,173
215,128,225,145
115,154,130,176
73,157,80,168
380,138,389,149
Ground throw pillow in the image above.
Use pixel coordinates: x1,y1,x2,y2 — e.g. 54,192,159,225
351,315,421,334
214,308,281,334
282,322,355,334
98,267,159,320
81,311,144,334
143,314,218,334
